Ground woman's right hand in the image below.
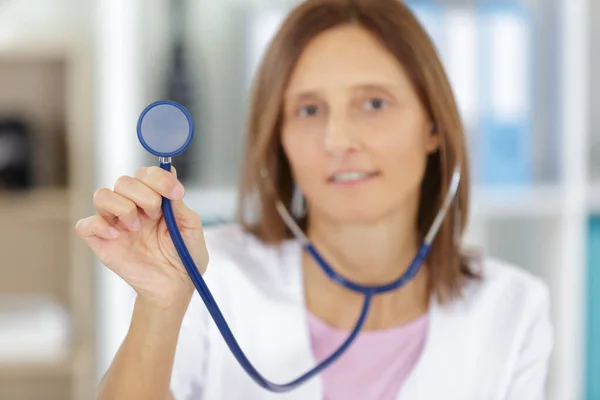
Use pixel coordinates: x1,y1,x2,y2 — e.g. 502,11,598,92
75,166,208,308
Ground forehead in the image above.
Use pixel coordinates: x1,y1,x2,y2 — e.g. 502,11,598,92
285,24,410,96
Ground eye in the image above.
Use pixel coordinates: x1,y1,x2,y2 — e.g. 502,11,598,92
298,105,319,117
364,98,387,110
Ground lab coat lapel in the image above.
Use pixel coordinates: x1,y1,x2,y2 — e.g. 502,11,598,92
251,240,323,400
396,295,474,400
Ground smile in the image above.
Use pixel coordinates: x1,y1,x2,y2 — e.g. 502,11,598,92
328,171,380,185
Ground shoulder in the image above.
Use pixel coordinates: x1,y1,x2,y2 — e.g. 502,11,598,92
462,256,550,314
202,222,259,257
200,222,302,299
404,258,553,397
461,258,553,394
202,222,291,264
198,223,302,307
445,255,553,356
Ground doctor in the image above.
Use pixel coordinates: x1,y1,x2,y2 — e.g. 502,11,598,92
76,0,553,399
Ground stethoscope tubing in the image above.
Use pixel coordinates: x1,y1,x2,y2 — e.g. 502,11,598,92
158,160,458,392
160,161,374,392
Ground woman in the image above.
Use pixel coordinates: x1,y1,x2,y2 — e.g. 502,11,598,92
76,0,553,399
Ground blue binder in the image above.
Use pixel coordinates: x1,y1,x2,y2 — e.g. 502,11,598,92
476,3,535,185
587,217,600,399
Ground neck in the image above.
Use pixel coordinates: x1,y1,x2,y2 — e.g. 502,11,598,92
302,206,430,331
307,216,420,285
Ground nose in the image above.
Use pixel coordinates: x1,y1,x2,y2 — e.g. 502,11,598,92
324,110,360,156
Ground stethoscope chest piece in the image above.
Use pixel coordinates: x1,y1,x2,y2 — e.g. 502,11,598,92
137,100,194,158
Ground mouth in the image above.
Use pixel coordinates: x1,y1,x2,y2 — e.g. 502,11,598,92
327,170,380,185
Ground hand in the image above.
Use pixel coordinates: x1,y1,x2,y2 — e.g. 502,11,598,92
75,166,208,308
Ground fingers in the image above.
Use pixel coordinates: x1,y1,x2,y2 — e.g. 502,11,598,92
134,166,185,201
113,175,163,220
89,166,185,232
93,188,142,231
75,215,120,240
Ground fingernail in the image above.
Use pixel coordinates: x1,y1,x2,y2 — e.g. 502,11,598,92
172,184,185,199
131,219,142,231
108,228,120,238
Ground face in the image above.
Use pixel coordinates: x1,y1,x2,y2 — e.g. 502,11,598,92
281,24,439,224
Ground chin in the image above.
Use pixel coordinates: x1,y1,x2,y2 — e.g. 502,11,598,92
319,205,391,224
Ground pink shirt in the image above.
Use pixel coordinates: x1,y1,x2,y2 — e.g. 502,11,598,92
307,312,428,400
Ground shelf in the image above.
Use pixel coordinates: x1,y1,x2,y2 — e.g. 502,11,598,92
471,185,564,219
0,358,71,378
0,4,95,399
0,294,72,378
0,34,75,61
0,188,70,223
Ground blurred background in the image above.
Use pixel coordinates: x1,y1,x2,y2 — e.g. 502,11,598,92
0,0,595,399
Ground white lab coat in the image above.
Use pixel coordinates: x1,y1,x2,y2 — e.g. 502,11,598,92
171,224,553,400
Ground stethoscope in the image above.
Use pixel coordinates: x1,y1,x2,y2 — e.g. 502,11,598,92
137,100,461,393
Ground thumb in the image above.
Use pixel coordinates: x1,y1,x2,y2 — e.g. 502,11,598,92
171,197,196,221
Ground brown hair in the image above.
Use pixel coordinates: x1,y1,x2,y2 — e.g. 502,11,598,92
237,0,479,303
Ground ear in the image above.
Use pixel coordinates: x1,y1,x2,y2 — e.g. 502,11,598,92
425,123,441,154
